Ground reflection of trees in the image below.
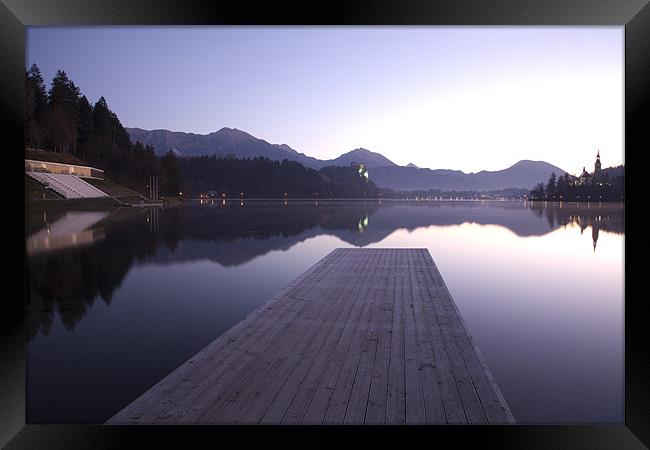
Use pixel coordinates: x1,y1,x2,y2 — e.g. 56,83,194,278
27,208,159,340
26,203,379,339
529,202,624,234
180,201,377,239
529,202,624,252
27,200,624,338
545,208,556,230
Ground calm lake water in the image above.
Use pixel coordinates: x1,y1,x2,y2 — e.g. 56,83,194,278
25,200,624,424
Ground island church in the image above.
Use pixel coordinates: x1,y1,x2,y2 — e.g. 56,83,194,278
575,150,602,186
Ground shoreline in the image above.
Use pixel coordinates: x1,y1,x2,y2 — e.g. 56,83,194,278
24,195,626,213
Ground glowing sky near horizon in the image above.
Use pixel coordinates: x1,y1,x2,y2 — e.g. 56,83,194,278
26,27,624,174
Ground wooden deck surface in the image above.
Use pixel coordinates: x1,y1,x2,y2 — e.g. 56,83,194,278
107,248,515,424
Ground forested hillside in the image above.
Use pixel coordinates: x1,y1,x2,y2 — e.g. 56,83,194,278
25,64,180,196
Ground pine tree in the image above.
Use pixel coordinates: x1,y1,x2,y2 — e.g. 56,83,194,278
161,151,181,196
76,96,94,161
546,172,557,199
556,172,568,199
92,97,112,136
26,64,184,197
25,64,48,149
46,70,81,153
91,97,113,167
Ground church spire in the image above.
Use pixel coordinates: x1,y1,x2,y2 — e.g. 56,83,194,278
594,150,601,173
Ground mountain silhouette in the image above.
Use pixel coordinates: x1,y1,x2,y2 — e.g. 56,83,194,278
372,160,567,191
126,127,567,190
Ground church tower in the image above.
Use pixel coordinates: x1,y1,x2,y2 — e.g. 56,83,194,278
594,150,602,173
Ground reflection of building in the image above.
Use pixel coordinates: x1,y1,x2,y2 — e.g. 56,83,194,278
357,214,369,232
26,211,108,254
570,212,601,253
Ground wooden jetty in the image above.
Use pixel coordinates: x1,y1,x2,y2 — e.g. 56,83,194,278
107,248,514,425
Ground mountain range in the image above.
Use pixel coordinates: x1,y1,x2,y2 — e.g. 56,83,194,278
126,126,567,191
370,160,566,191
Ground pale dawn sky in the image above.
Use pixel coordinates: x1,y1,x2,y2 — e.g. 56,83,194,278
26,26,624,174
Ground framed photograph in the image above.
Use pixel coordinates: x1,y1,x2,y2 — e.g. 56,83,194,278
4,0,648,448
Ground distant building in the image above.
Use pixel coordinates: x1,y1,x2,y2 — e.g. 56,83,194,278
577,167,592,186
24,148,105,179
350,162,369,182
25,159,104,179
573,150,602,186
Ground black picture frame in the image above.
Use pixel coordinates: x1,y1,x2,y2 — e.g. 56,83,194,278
3,0,648,448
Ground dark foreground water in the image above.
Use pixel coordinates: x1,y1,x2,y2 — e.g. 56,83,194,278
25,200,624,424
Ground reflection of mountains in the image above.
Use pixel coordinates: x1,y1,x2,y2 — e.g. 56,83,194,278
26,201,624,339
156,201,625,267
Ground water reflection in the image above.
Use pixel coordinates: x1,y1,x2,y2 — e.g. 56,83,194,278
358,213,369,232
25,201,623,341
528,202,623,252
26,211,108,254
25,200,624,423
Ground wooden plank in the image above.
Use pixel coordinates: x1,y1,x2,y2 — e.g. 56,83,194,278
385,249,407,424
321,250,385,424
242,249,379,424
266,249,385,424
407,249,446,423
363,250,394,424
299,252,382,424
408,250,467,424
341,250,385,424
403,250,427,424
107,248,514,425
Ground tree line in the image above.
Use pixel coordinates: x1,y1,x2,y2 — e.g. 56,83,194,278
529,170,624,202
179,155,381,198
25,63,378,199
25,64,180,196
